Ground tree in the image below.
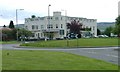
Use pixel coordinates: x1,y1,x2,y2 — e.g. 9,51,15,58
3,25,6,27
67,20,82,34
2,28,13,41
114,16,120,36
104,26,113,37
18,28,32,40
97,29,101,35
31,15,36,18
9,20,15,29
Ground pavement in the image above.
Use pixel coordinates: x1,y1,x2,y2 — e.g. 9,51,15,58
1,44,119,65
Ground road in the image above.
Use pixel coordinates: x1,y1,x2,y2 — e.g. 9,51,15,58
1,44,119,65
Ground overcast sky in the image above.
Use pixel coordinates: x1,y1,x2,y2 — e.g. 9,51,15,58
0,0,119,26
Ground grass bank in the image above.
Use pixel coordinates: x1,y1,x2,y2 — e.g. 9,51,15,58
2,50,118,70
0,50,2,71
21,38,118,48
0,41,20,44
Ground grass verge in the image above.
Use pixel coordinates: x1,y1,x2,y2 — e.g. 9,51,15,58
0,50,2,71
21,38,118,48
2,50,118,70
0,41,20,44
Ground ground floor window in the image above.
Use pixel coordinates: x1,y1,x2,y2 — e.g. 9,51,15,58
59,30,64,35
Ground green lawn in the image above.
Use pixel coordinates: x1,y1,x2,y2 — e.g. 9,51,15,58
0,41,20,44
0,50,2,71
2,50,118,70
21,38,118,48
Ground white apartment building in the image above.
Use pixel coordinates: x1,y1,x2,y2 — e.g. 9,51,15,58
24,11,97,39
118,1,120,16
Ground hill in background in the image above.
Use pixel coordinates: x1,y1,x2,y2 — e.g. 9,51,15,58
97,22,115,32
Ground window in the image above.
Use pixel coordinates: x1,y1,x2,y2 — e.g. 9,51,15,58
32,33,34,37
61,24,63,28
59,30,64,35
36,25,38,29
25,26,27,29
41,25,44,29
41,33,43,37
30,18,34,21
51,24,53,28
32,25,38,30
55,17,59,20
40,17,44,20
93,26,95,30
38,33,40,38
61,17,62,20
32,25,34,29
47,17,50,19
47,24,53,29
56,24,58,28
35,18,39,21
25,20,28,22
51,17,52,19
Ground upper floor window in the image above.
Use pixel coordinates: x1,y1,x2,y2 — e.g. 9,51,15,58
25,20,28,22
35,18,39,21
25,26,28,29
55,17,59,20
61,17,62,20
40,17,44,20
41,25,44,29
36,25,38,29
32,25,35,29
56,24,58,28
32,25,38,30
93,26,95,30
51,17,53,19
47,24,53,29
61,24,63,28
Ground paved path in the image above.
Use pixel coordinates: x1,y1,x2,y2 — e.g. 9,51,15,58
1,44,119,65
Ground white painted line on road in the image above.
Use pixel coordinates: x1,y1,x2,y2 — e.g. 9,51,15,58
79,47,119,50
87,51,97,54
106,54,118,58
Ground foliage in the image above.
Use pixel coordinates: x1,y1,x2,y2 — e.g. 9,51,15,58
18,28,32,39
104,26,113,37
31,15,36,18
67,20,82,34
8,20,15,29
0,41,19,44
3,50,118,70
3,25,6,27
97,29,101,35
114,16,120,36
2,29,15,41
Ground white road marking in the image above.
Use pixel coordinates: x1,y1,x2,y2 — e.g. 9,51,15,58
79,47,119,50
106,54,118,58
87,51,97,54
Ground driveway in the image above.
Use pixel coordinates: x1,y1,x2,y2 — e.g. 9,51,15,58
1,44,119,65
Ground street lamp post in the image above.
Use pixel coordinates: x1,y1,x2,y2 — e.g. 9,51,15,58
16,9,24,41
61,10,68,47
48,4,51,40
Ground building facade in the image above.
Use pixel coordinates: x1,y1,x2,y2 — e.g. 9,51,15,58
118,1,120,16
24,11,97,39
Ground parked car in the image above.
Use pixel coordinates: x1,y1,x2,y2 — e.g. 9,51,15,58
98,35,108,38
67,33,77,39
93,35,98,38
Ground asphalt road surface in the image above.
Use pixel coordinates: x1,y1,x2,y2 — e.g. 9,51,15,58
1,44,119,65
